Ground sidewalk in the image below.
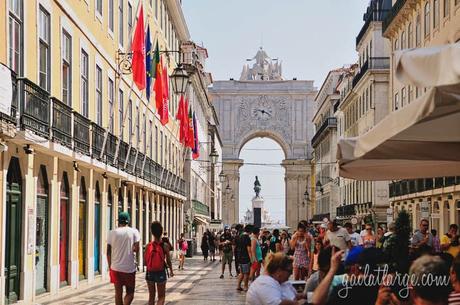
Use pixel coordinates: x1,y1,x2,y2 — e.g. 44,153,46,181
36,256,246,305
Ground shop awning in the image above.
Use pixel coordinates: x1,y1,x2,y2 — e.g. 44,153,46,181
193,215,209,225
337,43,460,180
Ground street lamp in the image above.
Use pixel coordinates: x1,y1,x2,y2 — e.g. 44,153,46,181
209,148,219,165
219,171,226,184
170,64,189,95
304,189,310,203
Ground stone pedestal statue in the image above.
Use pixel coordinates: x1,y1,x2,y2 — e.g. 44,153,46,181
252,176,264,228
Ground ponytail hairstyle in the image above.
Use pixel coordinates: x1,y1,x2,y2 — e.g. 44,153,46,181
264,252,293,275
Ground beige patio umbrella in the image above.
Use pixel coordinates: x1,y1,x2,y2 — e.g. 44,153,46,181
337,43,460,180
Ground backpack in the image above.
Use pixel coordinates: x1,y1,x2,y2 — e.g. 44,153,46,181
145,241,165,272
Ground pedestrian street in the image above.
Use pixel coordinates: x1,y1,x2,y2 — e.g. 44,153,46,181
36,256,246,305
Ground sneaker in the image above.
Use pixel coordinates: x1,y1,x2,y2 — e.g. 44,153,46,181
220,274,224,279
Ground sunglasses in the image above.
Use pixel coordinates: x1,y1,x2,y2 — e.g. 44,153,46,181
366,228,372,230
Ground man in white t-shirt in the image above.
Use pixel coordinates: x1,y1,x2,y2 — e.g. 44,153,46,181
324,220,352,251
107,212,140,305
344,222,362,247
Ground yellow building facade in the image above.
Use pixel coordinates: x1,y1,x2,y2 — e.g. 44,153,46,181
0,0,190,303
383,0,460,231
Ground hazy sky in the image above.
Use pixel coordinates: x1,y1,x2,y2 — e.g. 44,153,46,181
182,0,369,223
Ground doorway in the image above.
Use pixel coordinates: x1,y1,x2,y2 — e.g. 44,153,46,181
94,182,101,274
5,157,22,303
59,172,70,285
78,177,87,279
35,165,49,294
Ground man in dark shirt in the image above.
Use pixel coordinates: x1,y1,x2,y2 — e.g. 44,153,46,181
219,227,234,279
236,225,252,291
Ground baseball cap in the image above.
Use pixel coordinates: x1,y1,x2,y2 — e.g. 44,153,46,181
118,212,130,224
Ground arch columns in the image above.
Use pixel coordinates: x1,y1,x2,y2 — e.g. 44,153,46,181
222,159,244,225
282,160,310,229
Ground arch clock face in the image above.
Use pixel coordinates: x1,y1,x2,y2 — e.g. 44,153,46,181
251,102,273,121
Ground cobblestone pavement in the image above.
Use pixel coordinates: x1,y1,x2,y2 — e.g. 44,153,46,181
36,256,246,305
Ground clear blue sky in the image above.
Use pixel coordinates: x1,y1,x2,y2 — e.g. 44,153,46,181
182,0,370,224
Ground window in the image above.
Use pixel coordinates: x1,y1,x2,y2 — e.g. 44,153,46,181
62,31,72,106
143,114,146,153
155,0,159,19
96,0,102,16
424,2,430,37
155,126,158,161
401,87,406,108
81,50,89,117
394,93,400,111
108,78,114,132
408,23,413,48
416,87,420,98
160,0,164,30
416,15,421,45
394,38,399,51
39,6,50,91
408,85,413,103
128,100,132,142
135,106,139,144
128,2,133,49
96,65,103,125
119,89,124,138
434,0,440,28
108,0,114,32
149,120,153,158
444,0,450,17
118,0,124,46
160,131,163,165
9,0,23,74
401,31,406,49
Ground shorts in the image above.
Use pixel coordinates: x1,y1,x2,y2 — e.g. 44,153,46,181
222,252,233,264
239,263,250,274
251,261,261,273
146,269,167,284
110,269,136,288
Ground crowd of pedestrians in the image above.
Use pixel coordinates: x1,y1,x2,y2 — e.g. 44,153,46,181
105,209,460,305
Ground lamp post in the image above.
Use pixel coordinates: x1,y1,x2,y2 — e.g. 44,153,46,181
170,64,190,95
209,148,219,165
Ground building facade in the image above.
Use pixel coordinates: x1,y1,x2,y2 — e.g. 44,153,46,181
383,0,460,231
0,0,196,303
311,69,344,222
336,0,391,227
210,48,317,229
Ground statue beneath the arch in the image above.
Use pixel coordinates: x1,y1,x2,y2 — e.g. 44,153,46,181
254,176,261,198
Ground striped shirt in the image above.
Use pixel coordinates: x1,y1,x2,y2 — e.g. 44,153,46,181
449,291,460,305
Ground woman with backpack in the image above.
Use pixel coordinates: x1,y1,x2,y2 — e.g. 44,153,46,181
144,221,174,305
177,233,188,270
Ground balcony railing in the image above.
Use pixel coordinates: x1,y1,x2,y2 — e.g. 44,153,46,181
5,75,187,196
19,78,50,138
91,123,105,160
51,98,72,149
356,9,390,45
389,177,460,197
382,0,407,34
311,117,337,147
352,57,390,88
73,112,90,155
192,199,209,216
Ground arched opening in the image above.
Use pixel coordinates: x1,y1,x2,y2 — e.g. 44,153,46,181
78,177,87,279
432,201,440,233
127,190,132,224
36,165,49,294
60,172,70,285
142,194,147,246
118,187,123,215
94,182,101,274
239,137,286,226
5,157,22,303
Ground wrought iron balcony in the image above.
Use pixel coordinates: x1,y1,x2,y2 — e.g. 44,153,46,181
311,117,337,147
126,147,137,174
352,57,390,88
73,112,90,155
91,122,105,160
118,140,129,169
356,9,390,45
19,78,50,138
51,98,72,148
389,177,460,197
135,152,144,177
382,0,407,34
105,133,118,166
192,199,209,216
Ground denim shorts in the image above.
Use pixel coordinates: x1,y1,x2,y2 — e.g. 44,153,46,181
239,263,250,274
146,269,167,283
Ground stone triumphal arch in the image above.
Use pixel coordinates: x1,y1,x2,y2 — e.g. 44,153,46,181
209,48,317,229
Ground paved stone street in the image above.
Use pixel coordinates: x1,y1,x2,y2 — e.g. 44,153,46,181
36,256,246,305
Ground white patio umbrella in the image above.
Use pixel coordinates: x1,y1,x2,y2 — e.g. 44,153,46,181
337,43,460,180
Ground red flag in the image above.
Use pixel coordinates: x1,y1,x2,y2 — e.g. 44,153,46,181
154,56,163,116
186,107,195,149
192,112,199,159
183,98,190,145
176,95,186,144
160,65,169,125
131,5,145,90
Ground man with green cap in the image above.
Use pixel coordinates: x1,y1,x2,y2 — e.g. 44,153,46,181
107,212,140,305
